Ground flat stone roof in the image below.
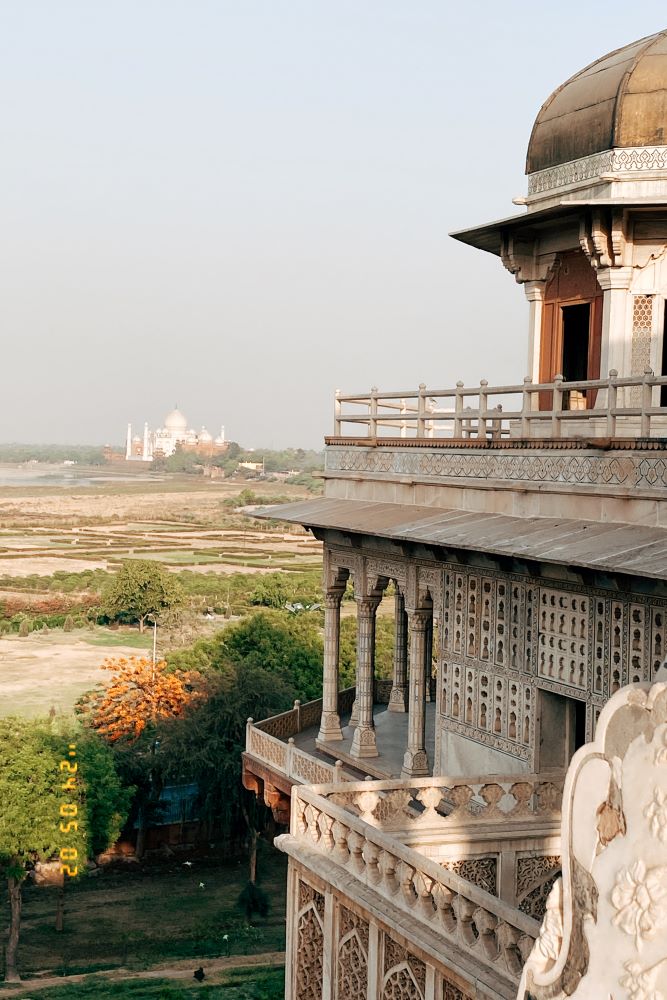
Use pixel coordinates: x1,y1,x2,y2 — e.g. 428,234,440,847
254,498,667,582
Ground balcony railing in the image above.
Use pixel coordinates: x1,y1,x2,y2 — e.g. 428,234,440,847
314,772,563,840
332,369,667,441
246,687,358,786
283,779,548,993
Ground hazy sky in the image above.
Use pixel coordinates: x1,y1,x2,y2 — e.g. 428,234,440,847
2,3,666,448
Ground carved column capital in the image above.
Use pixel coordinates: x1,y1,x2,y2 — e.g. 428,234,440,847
355,595,382,618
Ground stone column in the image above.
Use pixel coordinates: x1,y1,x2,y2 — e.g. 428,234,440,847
388,591,408,712
318,588,344,742
350,596,380,758
402,609,430,777
524,280,546,385
596,266,633,401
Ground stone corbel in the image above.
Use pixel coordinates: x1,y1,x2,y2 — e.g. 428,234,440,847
501,232,557,284
580,210,628,270
591,209,612,268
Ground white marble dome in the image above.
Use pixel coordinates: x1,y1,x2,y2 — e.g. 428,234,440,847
164,407,188,432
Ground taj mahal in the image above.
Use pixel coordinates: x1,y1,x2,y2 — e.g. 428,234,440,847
125,406,226,462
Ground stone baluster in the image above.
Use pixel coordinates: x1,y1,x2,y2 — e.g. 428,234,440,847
318,586,345,742
402,608,431,777
351,596,381,758
388,591,408,712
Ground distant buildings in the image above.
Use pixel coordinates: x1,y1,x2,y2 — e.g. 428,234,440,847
125,407,227,462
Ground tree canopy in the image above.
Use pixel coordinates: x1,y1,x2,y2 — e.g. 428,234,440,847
77,655,204,743
168,610,324,701
101,560,185,632
0,718,129,981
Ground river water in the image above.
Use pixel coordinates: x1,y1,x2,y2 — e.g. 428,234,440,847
0,464,164,488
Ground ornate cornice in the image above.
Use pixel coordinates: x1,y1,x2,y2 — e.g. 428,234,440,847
527,145,667,196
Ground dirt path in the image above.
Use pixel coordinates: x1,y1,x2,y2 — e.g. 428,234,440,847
0,950,286,996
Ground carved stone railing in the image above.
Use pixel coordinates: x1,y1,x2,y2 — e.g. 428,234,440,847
246,683,407,787
332,370,667,440
255,686,357,739
283,782,542,992
320,772,564,839
245,722,353,785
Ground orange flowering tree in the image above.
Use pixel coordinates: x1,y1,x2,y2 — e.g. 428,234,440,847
82,655,202,744
78,656,205,857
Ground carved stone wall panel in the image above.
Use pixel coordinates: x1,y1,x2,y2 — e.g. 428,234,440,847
383,934,426,999
295,881,325,1000
440,856,498,896
518,870,561,922
516,854,562,897
336,905,368,1000
537,588,589,691
630,294,654,404
442,980,471,1000
651,606,667,675
437,562,667,764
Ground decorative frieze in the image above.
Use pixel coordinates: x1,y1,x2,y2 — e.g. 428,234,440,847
526,145,667,196
326,444,667,492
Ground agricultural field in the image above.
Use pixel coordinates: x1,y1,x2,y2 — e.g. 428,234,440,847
0,473,322,716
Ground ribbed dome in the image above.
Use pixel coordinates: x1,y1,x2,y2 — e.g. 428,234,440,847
527,29,667,174
164,407,188,431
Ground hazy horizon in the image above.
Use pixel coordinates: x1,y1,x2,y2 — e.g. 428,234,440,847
4,3,667,449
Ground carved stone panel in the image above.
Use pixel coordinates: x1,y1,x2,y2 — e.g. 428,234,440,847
295,881,325,1000
337,905,368,1000
382,934,426,1000
440,856,498,896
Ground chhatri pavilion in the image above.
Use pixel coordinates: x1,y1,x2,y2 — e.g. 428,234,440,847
242,29,667,1000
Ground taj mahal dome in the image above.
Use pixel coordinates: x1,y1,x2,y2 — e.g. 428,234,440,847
125,406,226,462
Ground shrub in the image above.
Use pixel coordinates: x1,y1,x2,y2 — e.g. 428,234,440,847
237,882,270,921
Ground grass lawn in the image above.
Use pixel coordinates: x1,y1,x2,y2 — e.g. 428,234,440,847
12,846,287,980
83,631,154,649
0,967,285,999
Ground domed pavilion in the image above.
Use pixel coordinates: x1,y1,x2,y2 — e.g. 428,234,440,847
453,29,667,416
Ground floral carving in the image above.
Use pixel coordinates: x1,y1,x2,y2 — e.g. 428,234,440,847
611,861,667,949
620,956,667,1000
646,788,667,843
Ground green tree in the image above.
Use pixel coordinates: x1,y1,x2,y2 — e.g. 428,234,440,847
171,611,324,701
159,663,294,847
101,560,185,632
0,718,129,981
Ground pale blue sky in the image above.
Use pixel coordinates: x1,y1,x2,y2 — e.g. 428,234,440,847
2,2,666,447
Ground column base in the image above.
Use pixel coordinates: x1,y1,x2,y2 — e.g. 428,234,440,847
387,686,408,713
350,725,378,758
401,748,429,778
349,699,358,727
317,711,343,742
